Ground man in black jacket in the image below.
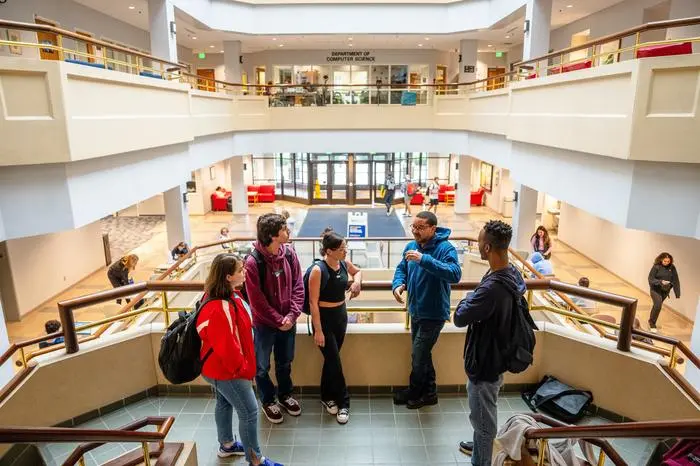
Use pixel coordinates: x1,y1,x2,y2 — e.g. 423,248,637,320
453,220,526,465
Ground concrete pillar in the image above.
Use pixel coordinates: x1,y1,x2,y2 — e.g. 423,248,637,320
667,0,700,41
227,156,249,215
511,184,538,253
459,40,479,84
224,40,243,84
148,0,178,62
164,184,192,250
454,155,473,214
523,0,552,61
0,291,12,387
687,297,700,391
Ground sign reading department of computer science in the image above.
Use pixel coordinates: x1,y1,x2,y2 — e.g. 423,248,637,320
326,51,376,63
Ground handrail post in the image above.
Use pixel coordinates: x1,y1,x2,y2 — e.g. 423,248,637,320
617,300,637,352
669,345,678,369
387,241,391,268
58,303,79,354
141,441,150,463
537,439,547,466
162,291,171,327
597,449,606,466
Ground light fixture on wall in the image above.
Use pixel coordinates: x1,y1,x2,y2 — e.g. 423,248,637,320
169,21,177,35
524,19,530,34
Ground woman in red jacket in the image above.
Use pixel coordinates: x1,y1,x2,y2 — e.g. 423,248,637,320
198,254,283,466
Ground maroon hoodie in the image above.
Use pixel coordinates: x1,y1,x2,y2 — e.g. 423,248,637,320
244,241,304,330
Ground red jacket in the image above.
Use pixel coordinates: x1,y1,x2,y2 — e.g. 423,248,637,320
196,292,255,381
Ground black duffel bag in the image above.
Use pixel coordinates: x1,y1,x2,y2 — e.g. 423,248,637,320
522,375,593,423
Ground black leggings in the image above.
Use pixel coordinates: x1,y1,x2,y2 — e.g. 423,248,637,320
318,304,350,409
649,289,667,326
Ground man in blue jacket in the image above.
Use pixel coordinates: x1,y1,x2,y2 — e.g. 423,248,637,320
454,220,527,465
392,211,462,409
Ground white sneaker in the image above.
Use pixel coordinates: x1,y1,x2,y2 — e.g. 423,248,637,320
336,408,349,424
321,400,338,415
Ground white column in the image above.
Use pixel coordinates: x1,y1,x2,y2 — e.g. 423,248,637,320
227,156,249,215
667,0,700,41
687,297,700,391
523,0,552,61
148,0,178,62
0,291,12,387
164,184,192,249
511,184,538,252
224,40,243,84
459,40,479,84
454,155,473,214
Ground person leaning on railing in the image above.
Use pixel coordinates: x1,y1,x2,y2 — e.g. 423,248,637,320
107,254,139,305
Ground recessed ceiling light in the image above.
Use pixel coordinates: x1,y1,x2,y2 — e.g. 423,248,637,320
425,37,430,41
567,4,573,7
348,37,353,40
192,36,197,40
488,44,493,47
209,45,215,48
418,44,423,47
128,5,135,9
279,44,284,47
349,43,353,47
220,50,224,53
272,38,277,41
505,35,511,39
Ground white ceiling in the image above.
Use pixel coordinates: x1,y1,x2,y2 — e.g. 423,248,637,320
73,0,627,54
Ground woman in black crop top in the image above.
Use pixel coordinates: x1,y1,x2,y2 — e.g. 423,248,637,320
308,229,362,425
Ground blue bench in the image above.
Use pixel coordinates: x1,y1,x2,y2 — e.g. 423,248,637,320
64,58,106,69
139,71,164,80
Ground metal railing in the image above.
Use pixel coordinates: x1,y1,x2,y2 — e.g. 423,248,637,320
0,416,177,466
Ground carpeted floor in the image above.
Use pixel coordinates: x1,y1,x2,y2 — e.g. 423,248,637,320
100,215,165,260
297,208,407,238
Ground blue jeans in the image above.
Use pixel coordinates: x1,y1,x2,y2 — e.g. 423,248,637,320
467,375,503,466
254,324,296,405
203,376,260,463
408,318,444,399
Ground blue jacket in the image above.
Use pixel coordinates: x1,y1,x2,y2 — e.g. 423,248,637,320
529,252,554,276
392,227,462,321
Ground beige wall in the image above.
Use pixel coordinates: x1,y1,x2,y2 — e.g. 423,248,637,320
559,203,700,321
1,221,104,321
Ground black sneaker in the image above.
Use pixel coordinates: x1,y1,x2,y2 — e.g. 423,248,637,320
321,400,339,415
279,396,302,416
459,441,473,455
262,403,284,424
407,394,438,410
393,389,411,405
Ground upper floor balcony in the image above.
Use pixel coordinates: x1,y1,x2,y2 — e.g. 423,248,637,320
1,17,700,166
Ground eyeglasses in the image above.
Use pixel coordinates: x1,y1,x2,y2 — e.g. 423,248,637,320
410,223,432,232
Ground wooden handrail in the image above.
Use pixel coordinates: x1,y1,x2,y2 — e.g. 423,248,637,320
525,419,700,440
0,416,173,444
515,15,700,67
0,19,184,69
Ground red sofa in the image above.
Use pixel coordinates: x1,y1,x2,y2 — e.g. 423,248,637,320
636,41,692,59
549,60,592,75
248,185,276,203
409,185,485,206
211,191,231,211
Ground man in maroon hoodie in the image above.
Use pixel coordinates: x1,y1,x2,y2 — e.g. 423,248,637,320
245,213,305,424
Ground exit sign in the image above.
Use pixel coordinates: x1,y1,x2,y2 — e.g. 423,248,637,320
198,52,206,59
495,51,503,58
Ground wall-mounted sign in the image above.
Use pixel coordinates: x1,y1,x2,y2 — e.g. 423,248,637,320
326,50,376,63
495,51,503,58
198,52,206,59
463,65,475,73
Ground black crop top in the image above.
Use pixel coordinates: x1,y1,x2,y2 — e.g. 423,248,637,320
319,261,348,303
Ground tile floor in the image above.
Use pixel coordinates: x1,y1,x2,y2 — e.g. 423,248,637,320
42,394,655,466
7,202,692,347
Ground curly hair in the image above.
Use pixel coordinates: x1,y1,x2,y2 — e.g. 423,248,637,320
654,252,674,266
256,213,287,247
483,220,512,251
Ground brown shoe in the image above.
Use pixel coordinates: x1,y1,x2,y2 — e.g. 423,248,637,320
279,396,302,416
262,403,284,424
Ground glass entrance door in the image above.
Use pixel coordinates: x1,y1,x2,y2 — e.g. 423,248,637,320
311,157,348,204
353,160,372,204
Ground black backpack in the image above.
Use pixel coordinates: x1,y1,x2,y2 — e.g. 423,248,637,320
158,297,218,384
240,247,295,302
301,260,333,315
502,292,538,374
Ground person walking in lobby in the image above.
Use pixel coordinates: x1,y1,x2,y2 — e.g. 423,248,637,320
197,254,284,466
530,226,552,259
400,175,417,217
307,229,362,424
392,211,462,408
244,213,304,424
384,172,396,216
647,252,681,332
454,220,530,466
107,254,139,305
426,176,440,214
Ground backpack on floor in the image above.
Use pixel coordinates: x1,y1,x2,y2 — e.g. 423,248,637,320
522,375,593,423
158,297,216,384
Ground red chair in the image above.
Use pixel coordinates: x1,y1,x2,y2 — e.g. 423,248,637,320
410,193,424,205
470,188,485,206
636,42,692,58
211,192,230,211
438,185,450,202
257,185,276,203
550,60,592,75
